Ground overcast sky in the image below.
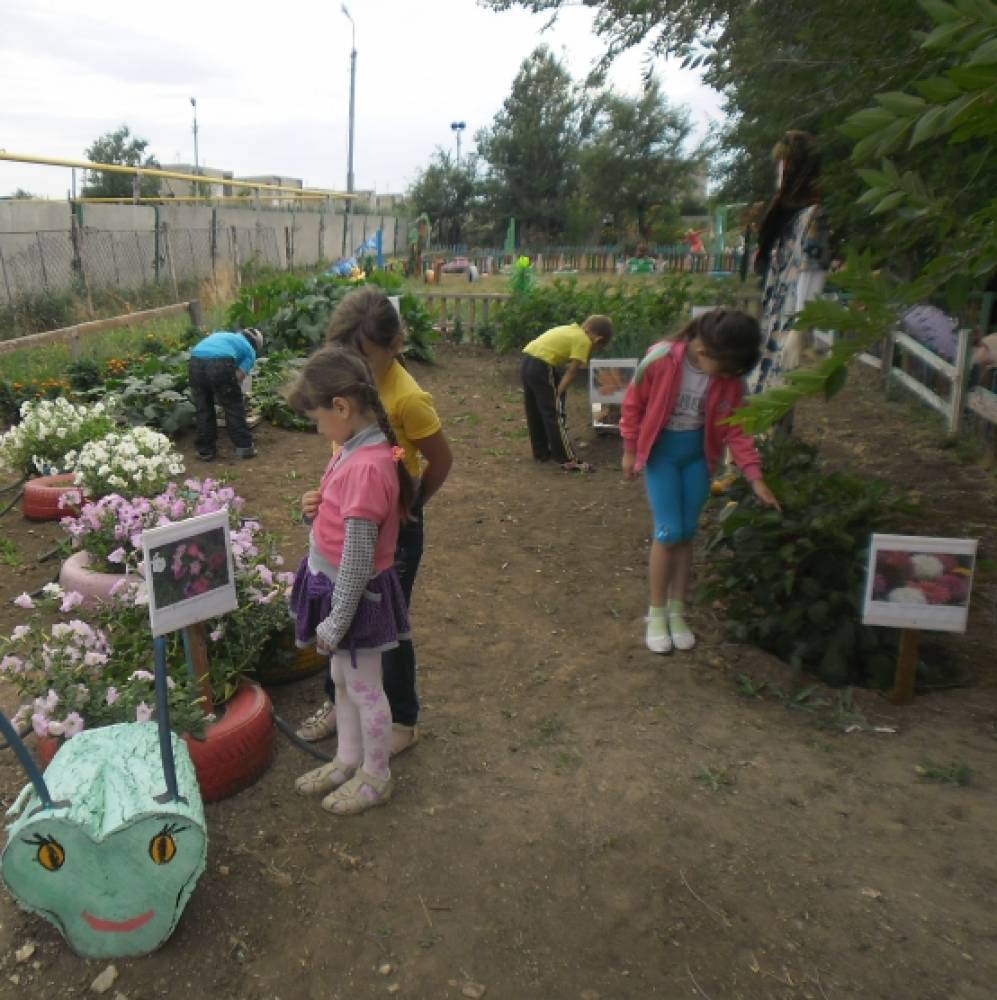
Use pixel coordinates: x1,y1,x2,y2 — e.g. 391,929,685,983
1,0,724,200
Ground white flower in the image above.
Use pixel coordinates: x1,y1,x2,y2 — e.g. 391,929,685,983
910,554,944,581
42,582,64,597
887,586,927,605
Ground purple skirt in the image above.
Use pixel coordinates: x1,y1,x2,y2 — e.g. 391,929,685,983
290,558,411,653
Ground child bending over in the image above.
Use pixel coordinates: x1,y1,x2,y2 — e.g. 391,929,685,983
620,309,780,654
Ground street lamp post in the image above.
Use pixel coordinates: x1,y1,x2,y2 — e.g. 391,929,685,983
450,121,466,166
342,4,357,255
190,97,199,195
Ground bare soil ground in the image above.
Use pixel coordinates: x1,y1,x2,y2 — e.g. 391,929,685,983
0,346,995,1000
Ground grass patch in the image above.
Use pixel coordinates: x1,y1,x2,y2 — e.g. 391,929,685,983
0,537,20,566
916,760,973,786
693,766,736,793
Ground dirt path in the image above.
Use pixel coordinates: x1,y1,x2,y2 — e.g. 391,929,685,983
0,346,995,999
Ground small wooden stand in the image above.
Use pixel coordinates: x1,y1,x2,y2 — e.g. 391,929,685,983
889,628,920,705
183,623,214,715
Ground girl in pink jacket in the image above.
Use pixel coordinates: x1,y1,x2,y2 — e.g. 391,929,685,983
620,309,781,654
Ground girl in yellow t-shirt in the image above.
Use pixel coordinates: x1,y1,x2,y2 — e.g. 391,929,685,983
294,287,453,768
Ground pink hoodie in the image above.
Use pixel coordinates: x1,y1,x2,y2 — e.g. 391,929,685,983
619,339,762,481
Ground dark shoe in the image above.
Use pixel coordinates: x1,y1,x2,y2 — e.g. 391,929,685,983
235,446,257,459
196,451,216,462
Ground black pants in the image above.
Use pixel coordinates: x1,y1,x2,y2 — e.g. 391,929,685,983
521,354,576,463
189,357,253,454
325,500,424,726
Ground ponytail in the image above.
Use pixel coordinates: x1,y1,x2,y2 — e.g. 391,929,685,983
366,384,416,521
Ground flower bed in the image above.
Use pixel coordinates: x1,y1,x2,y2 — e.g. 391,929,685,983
64,426,185,499
0,398,115,478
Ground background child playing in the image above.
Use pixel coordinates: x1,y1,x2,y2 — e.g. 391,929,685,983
288,346,414,815
296,288,452,756
620,309,781,654
521,315,614,473
188,326,263,461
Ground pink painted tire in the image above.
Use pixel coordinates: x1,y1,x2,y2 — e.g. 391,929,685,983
58,550,143,609
22,474,83,522
37,681,274,804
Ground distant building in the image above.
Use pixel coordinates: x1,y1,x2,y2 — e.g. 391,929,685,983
159,164,233,199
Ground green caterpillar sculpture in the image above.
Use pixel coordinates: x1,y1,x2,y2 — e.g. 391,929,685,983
1,639,207,958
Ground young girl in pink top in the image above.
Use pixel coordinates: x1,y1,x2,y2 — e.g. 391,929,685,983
620,309,781,654
288,346,414,815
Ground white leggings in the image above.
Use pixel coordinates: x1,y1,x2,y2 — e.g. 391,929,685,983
331,649,391,780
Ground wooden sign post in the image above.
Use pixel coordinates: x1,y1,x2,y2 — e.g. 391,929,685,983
890,628,921,705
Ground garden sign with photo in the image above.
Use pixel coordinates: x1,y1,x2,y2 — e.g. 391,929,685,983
141,509,238,637
862,534,977,634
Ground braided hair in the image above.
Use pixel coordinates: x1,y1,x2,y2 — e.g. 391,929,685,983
286,346,416,518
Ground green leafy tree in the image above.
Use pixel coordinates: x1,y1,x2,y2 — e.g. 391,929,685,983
82,126,161,198
731,0,997,434
475,46,583,243
407,150,478,246
579,78,698,241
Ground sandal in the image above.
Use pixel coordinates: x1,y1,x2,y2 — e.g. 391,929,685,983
295,756,357,796
321,768,394,815
390,724,419,758
295,700,337,742
561,460,595,474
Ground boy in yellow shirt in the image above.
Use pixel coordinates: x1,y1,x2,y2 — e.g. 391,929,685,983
521,315,613,472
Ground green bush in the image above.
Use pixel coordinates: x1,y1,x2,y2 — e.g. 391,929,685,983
250,353,313,432
698,437,913,689
495,275,693,357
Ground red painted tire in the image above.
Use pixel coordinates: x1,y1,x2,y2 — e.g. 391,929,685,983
58,550,144,609
183,680,275,803
36,681,274,804
22,474,83,522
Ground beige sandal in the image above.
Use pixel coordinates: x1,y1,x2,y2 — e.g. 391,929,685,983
294,757,357,796
321,768,393,815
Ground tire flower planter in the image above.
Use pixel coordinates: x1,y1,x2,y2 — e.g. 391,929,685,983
36,680,275,804
22,473,84,522
58,550,145,610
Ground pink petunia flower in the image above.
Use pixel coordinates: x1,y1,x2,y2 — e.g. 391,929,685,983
106,547,127,565
63,712,85,738
135,702,153,723
13,593,34,609
105,686,120,705
60,591,84,612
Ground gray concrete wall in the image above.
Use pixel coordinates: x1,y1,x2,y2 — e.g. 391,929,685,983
0,200,406,306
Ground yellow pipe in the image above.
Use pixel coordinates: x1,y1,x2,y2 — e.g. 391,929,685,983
0,150,353,197
75,195,335,204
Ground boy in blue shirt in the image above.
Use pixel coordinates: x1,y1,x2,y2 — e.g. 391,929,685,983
188,327,264,461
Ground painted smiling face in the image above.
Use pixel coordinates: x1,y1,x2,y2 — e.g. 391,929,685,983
2,723,206,959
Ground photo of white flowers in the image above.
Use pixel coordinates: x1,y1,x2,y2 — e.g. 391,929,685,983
862,534,978,633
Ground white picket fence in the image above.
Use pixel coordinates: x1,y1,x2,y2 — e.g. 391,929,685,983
812,323,996,439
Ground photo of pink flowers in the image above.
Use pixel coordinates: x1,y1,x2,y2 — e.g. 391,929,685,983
149,527,231,608
141,508,238,637
863,534,977,633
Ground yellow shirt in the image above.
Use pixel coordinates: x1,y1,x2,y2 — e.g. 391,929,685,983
376,361,442,477
523,323,592,367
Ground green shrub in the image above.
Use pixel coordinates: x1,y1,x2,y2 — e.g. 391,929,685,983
698,437,914,689
495,275,692,357
251,353,313,432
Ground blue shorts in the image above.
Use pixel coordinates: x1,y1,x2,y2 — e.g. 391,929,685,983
644,428,709,544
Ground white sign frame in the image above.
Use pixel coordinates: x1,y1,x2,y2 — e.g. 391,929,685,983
141,508,238,637
589,357,637,429
862,534,977,633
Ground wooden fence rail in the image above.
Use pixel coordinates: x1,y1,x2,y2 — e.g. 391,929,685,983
0,300,203,359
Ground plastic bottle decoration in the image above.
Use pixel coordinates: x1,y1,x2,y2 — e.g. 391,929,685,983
1,640,207,958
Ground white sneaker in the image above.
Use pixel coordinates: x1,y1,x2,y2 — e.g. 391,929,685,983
669,615,696,651
645,617,673,654
295,700,337,742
